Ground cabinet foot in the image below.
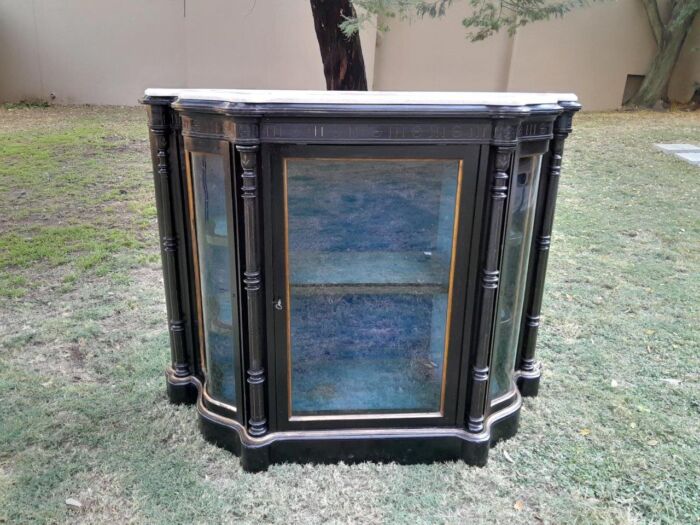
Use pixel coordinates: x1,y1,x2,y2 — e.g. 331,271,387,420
165,367,198,405
516,368,541,397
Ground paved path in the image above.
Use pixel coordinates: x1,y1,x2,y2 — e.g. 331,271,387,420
655,144,700,166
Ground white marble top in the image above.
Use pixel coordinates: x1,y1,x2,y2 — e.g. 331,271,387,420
144,88,577,107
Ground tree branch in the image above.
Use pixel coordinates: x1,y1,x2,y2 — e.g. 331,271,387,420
640,0,664,45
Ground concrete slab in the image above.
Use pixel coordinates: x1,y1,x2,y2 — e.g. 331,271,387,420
655,143,700,152
676,151,700,164
655,143,700,153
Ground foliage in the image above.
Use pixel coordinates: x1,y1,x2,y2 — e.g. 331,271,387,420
341,0,698,106
627,0,700,106
341,0,591,41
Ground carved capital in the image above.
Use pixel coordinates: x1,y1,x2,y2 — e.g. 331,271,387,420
493,121,519,143
494,150,511,171
237,145,259,170
555,112,574,135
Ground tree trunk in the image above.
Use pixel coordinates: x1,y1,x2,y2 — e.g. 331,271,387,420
627,1,698,107
310,0,368,90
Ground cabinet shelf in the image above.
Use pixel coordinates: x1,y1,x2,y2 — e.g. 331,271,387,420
203,218,229,247
205,233,229,247
289,251,451,294
204,294,234,335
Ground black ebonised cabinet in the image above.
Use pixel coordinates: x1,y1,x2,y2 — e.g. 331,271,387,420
143,89,579,472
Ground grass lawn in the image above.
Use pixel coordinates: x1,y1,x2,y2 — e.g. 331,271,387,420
0,104,698,524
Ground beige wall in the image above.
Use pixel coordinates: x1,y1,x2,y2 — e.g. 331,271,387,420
372,2,515,92
506,0,658,110
0,0,697,110
0,0,327,105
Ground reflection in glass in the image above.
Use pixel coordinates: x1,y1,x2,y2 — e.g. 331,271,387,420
490,156,542,399
286,159,461,415
191,152,237,406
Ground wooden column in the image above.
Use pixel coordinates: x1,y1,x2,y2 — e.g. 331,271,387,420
518,106,579,391
467,128,516,433
236,142,268,437
147,103,190,379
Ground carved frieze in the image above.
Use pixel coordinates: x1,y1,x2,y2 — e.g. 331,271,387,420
180,114,224,138
519,120,553,140
493,121,519,143
180,113,555,145
261,121,491,143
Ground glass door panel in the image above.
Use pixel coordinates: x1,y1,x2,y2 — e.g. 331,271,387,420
284,159,462,416
191,152,238,406
490,155,542,399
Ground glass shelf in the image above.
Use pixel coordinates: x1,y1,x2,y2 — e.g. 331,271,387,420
290,250,450,294
202,217,229,247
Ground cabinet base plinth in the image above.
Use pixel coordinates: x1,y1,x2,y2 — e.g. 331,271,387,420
165,368,198,405
187,377,522,472
516,367,542,397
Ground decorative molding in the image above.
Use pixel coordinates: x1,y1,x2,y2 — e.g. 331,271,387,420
180,113,554,145
519,120,554,141
493,122,519,143
228,120,260,143
261,120,491,144
467,146,513,433
145,87,578,107
187,371,522,472
170,112,182,131
236,143,268,437
181,114,224,138
180,114,261,144
556,112,575,134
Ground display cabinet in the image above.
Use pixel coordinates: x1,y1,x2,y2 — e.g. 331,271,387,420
143,89,579,471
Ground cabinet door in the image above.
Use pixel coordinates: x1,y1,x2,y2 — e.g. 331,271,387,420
270,145,484,430
183,137,244,417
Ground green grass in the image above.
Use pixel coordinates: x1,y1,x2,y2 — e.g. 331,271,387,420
0,105,150,297
0,226,138,269
0,106,698,524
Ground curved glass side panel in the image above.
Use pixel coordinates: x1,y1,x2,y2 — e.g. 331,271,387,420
285,158,462,416
490,155,542,399
191,152,238,406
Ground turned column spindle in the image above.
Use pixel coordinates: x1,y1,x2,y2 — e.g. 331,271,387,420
237,143,268,437
467,145,514,433
148,105,189,379
518,107,578,385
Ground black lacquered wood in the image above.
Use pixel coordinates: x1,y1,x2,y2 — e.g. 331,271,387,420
236,143,268,437
466,145,514,433
516,104,580,394
268,145,480,431
147,104,191,382
142,95,579,470
181,136,245,418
